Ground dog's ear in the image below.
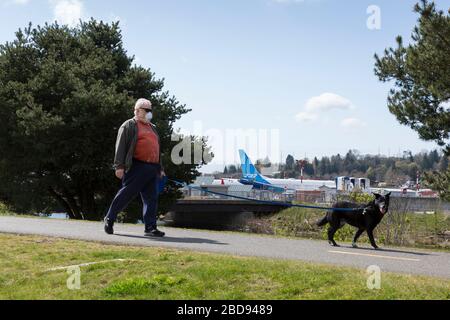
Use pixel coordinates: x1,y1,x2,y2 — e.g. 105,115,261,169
385,192,391,197
372,193,381,199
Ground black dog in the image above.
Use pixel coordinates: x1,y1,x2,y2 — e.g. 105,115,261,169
317,193,391,250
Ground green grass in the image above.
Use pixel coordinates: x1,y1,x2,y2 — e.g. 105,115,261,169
0,234,449,300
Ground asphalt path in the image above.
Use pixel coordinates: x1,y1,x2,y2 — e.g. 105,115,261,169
0,216,449,279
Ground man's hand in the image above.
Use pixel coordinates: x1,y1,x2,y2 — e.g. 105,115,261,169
115,169,125,179
159,170,166,178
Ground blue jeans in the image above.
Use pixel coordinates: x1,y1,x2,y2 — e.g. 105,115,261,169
106,159,160,229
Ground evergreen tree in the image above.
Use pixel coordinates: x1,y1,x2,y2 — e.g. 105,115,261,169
228,165,237,174
429,149,440,167
304,162,315,176
313,157,319,174
403,150,414,162
318,156,331,176
374,0,450,199
439,155,449,172
285,154,295,170
344,150,357,173
0,20,208,219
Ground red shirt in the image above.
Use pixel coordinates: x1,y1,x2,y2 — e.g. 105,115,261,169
133,121,160,164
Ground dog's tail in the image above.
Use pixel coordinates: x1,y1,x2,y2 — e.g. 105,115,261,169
316,215,329,227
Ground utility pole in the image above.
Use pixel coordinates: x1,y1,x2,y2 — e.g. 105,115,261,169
416,170,420,192
296,159,307,183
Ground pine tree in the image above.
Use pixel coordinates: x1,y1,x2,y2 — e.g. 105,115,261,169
285,154,295,171
374,0,450,200
0,20,208,219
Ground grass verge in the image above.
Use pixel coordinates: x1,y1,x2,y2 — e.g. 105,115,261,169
0,233,449,300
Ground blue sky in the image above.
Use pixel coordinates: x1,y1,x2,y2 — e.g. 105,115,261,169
1,0,448,173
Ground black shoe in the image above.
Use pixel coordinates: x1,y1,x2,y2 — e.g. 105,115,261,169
104,218,114,235
144,228,165,237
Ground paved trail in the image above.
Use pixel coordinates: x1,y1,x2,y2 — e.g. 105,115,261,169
1,216,449,278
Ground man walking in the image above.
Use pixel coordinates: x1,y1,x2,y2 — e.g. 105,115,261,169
104,98,166,237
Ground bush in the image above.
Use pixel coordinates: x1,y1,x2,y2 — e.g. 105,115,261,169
0,202,13,216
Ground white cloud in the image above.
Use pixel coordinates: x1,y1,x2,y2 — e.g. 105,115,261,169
305,92,354,112
2,1,86,25
341,117,367,130
295,92,354,123
50,0,84,27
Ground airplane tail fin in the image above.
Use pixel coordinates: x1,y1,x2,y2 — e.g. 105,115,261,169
238,149,286,193
239,149,260,178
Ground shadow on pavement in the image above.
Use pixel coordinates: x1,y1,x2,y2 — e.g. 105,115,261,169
347,246,433,256
114,233,228,245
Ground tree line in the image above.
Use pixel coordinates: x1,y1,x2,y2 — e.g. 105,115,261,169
221,149,448,188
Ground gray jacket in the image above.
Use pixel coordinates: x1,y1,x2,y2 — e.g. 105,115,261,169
113,118,164,173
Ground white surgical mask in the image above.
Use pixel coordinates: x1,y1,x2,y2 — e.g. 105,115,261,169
145,111,153,122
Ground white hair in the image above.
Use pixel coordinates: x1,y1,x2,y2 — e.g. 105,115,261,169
134,98,152,110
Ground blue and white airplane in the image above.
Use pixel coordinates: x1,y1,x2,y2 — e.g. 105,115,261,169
238,149,336,192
